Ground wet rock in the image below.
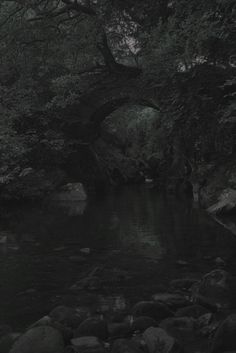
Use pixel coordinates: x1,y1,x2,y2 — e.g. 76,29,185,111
132,301,173,322
207,188,236,215
111,338,143,353
51,321,73,343
108,322,132,338
19,168,34,178
0,234,7,244
191,292,218,312
75,307,91,320
191,269,235,309
58,201,87,216
176,260,189,267
49,305,84,329
80,248,91,255
145,178,154,184
152,293,190,310
97,295,128,317
70,336,105,352
64,346,77,353
111,312,129,323
131,335,147,352
175,305,209,319
74,317,108,340
2,168,65,200
9,326,64,353
158,316,199,351
196,313,214,337
29,315,52,329
132,317,158,332
143,327,180,353
215,257,226,268
159,317,196,333
196,313,213,329
169,279,198,292
211,314,236,353
52,183,87,201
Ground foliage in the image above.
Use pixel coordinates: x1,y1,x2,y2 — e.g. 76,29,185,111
0,0,235,195
142,0,235,78
101,105,161,158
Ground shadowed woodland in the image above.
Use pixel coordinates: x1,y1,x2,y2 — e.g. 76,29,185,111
0,0,235,202
0,1,236,353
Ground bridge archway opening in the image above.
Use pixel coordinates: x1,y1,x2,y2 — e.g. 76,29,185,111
93,103,162,183
99,103,161,147
90,97,159,124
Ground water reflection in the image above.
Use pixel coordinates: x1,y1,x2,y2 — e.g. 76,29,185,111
0,186,235,260
53,201,87,216
0,185,235,328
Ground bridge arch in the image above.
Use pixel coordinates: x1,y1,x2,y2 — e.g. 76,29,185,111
65,77,160,141
76,84,159,124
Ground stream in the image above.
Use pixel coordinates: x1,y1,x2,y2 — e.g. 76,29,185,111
0,185,235,329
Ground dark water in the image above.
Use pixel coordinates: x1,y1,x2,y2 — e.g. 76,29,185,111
0,185,235,329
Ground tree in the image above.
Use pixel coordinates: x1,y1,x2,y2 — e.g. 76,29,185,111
0,0,235,195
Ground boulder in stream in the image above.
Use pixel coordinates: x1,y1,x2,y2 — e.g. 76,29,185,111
70,336,105,352
49,305,85,329
191,269,236,309
52,182,87,201
111,338,143,353
169,278,198,292
132,301,173,322
108,322,132,338
211,314,236,353
9,326,64,353
207,188,236,215
132,316,158,333
143,327,181,353
159,317,196,333
152,293,190,311
74,317,109,340
175,305,209,319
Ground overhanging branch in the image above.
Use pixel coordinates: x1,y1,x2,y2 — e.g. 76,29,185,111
25,0,141,75
61,0,96,16
60,0,121,72
0,6,23,29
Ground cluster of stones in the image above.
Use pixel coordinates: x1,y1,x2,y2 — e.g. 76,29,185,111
0,269,235,353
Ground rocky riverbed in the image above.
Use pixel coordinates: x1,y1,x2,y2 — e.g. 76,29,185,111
1,266,236,353
1,186,236,353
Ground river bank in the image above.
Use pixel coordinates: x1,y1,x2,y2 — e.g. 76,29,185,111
0,186,236,353
1,265,236,353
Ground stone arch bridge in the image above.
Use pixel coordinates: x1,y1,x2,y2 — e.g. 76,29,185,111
65,71,161,140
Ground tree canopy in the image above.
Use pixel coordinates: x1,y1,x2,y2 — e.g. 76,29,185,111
0,0,235,196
